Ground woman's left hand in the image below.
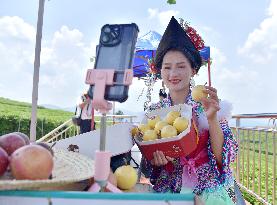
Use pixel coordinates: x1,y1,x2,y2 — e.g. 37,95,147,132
201,86,220,120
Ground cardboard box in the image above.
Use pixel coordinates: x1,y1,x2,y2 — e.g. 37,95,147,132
135,104,198,161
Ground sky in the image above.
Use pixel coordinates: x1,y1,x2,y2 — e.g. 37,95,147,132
0,0,276,115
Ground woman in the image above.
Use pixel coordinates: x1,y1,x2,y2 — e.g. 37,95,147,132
78,92,94,134
142,17,239,204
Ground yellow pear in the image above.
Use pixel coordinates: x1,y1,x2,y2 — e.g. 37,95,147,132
114,165,138,190
147,116,161,129
138,124,151,134
165,111,181,125
161,125,178,138
173,117,189,133
154,121,168,134
143,130,158,141
191,85,208,102
131,126,139,137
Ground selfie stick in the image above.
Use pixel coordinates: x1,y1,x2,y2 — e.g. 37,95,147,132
85,68,133,192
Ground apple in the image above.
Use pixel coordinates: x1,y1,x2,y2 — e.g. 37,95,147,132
36,142,54,156
165,111,181,125
143,130,158,141
147,116,161,129
161,125,177,138
114,165,138,190
12,132,30,145
0,133,26,155
0,147,9,177
10,145,54,180
173,117,189,133
138,124,151,134
154,121,168,134
191,85,208,102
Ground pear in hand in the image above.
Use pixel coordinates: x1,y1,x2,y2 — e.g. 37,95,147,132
191,85,208,102
173,117,189,133
165,111,181,125
161,125,177,138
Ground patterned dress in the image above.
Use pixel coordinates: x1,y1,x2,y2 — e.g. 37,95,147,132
143,92,238,204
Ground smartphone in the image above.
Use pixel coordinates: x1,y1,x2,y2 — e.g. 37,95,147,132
88,23,139,102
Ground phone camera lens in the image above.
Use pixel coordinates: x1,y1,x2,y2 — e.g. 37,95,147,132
101,34,110,43
103,26,111,33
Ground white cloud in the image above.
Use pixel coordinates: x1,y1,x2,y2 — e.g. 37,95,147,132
147,8,179,27
148,8,159,19
0,16,35,42
238,0,277,63
194,46,272,114
0,16,96,108
0,16,35,103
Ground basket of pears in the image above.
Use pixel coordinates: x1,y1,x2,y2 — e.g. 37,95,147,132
134,104,198,161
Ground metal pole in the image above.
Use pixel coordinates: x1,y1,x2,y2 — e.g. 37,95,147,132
99,113,107,151
113,101,115,124
30,0,45,142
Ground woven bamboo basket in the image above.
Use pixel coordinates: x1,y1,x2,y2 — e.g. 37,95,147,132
0,149,94,191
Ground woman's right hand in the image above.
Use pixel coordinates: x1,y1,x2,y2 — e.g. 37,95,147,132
151,151,174,166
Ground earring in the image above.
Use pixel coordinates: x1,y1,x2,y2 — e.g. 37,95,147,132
190,77,195,88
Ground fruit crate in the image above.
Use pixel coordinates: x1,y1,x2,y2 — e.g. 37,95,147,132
135,104,198,161
0,190,195,205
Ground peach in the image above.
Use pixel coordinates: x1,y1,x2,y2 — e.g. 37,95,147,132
0,133,26,155
13,132,30,145
0,147,9,176
10,145,53,180
36,142,54,156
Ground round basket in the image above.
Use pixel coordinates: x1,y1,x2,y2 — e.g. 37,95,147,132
0,149,94,190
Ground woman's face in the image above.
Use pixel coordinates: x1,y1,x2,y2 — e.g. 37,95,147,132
161,50,195,92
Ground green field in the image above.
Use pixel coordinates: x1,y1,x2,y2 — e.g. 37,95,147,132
0,97,73,122
0,97,74,138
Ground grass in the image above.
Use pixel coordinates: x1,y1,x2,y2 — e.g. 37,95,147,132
0,97,73,122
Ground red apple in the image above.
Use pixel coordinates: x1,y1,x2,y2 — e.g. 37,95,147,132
12,132,30,145
0,133,26,155
0,147,9,176
10,145,54,180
